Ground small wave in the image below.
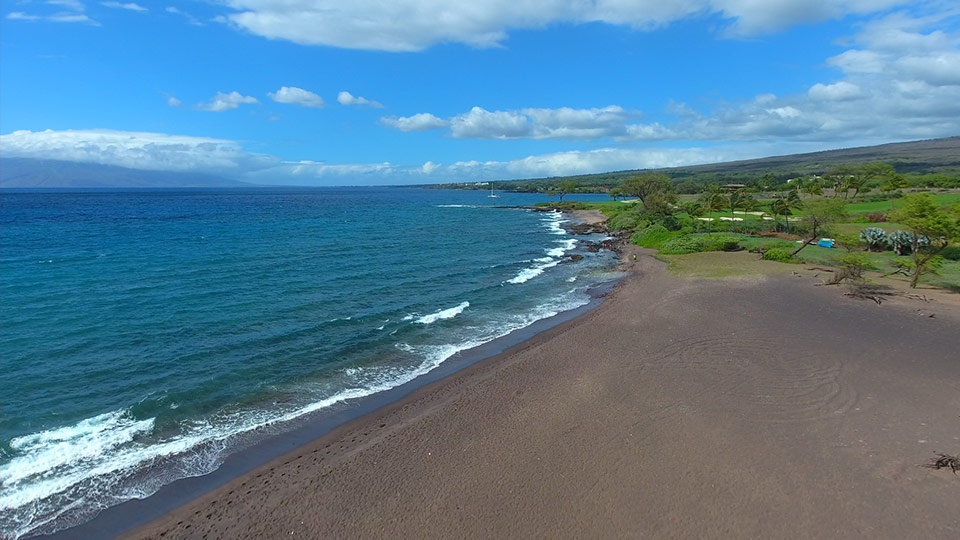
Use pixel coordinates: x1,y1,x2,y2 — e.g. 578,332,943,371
506,258,560,284
542,211,567,235
415,301,470,324
435,204,479,208
546,238,578,257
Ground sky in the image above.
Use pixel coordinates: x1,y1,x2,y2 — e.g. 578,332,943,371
1,1,958,186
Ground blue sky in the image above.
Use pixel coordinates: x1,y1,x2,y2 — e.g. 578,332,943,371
1,1,958,186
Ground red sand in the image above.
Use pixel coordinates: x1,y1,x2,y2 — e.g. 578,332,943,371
130,249,960,538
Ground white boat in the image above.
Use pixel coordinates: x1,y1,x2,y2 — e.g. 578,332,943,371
488,184,500,198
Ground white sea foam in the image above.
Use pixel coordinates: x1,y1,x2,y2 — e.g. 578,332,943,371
435,204,479,208
415,301,469,324
543,211,567,235
0,285,597,539
547,238,578,257
506,258,559,284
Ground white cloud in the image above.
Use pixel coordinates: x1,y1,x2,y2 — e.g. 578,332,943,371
6,12,42,21
218,0,915,51
283,160,397,177
338,91,384,108
0,129,276,173
6,0,100,24
100,2,147,12
166,6,202,26
268,86,325,108
808,81,864,101
450,107,531,139
167,96,182,107
380,113,448,131
196,91,259,112
382,105,640,140
421,161,441,174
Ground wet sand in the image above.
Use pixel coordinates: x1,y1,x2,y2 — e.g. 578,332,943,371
129,248,960,539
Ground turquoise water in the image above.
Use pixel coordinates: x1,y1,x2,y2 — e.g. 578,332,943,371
0,187,620,537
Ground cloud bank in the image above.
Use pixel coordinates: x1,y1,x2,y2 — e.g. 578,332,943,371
0,129,276,174
220,0,915,51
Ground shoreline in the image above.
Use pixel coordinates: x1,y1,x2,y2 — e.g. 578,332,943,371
40,212,623,539
119,245,960,538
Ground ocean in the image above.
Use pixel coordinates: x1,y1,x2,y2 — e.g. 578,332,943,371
0,187,621,538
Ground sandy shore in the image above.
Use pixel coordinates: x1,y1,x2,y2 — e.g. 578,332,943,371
126,248,960,539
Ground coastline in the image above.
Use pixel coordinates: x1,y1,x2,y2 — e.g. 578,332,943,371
39,210,622,539
118,245,960,538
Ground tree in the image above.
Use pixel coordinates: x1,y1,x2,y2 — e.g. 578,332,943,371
555,180,577,202
799,177,824,198
608,187,625,201
770,196,787,232
700,184,727,213
621,173,673,211
756,172,778,193
790,198,847,257
890,193,960,288
728,189,745,218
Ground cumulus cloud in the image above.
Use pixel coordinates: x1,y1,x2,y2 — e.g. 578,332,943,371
0,129,276,173
100,2,147,12
382,105,640,140
196,91,259,112
338,91,383,108
167,96,182,107
218,0,914,51
268,86,325,108
380,113,448,131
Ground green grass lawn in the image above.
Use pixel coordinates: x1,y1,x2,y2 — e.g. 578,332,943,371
844,192,960,217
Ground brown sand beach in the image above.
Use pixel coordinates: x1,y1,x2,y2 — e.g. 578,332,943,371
123,243,960,538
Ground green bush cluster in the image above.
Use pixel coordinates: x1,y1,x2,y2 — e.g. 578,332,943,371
941,245,960,261
762,248,794,262
607,211,648,232
630,224,673,248
659,234,743,254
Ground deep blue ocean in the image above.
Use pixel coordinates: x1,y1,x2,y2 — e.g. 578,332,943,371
0,187,620,538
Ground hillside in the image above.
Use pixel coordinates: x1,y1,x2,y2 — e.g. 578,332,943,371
432,137,960,191
0,158,250,188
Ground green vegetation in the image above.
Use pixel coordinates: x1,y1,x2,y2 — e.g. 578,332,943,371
888,193,960,288
450,139,960,291
548,168,960,291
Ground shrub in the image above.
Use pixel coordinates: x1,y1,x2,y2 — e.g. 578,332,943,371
859,227,888,251
941,245,960,261
659,235,700,254
630,224,673,249
607,211,646,232
889,230,930,255
762,248,794,262
866,213,888,223
658,233,743,255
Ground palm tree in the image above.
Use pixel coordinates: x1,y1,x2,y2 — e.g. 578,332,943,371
769,196,787,232
782,190,803,233
801,178,824,198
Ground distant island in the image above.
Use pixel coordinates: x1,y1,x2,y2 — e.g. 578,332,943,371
0,158,251,189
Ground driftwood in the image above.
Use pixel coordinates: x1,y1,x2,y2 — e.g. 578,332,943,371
922,453,960,475
841,282,897,305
